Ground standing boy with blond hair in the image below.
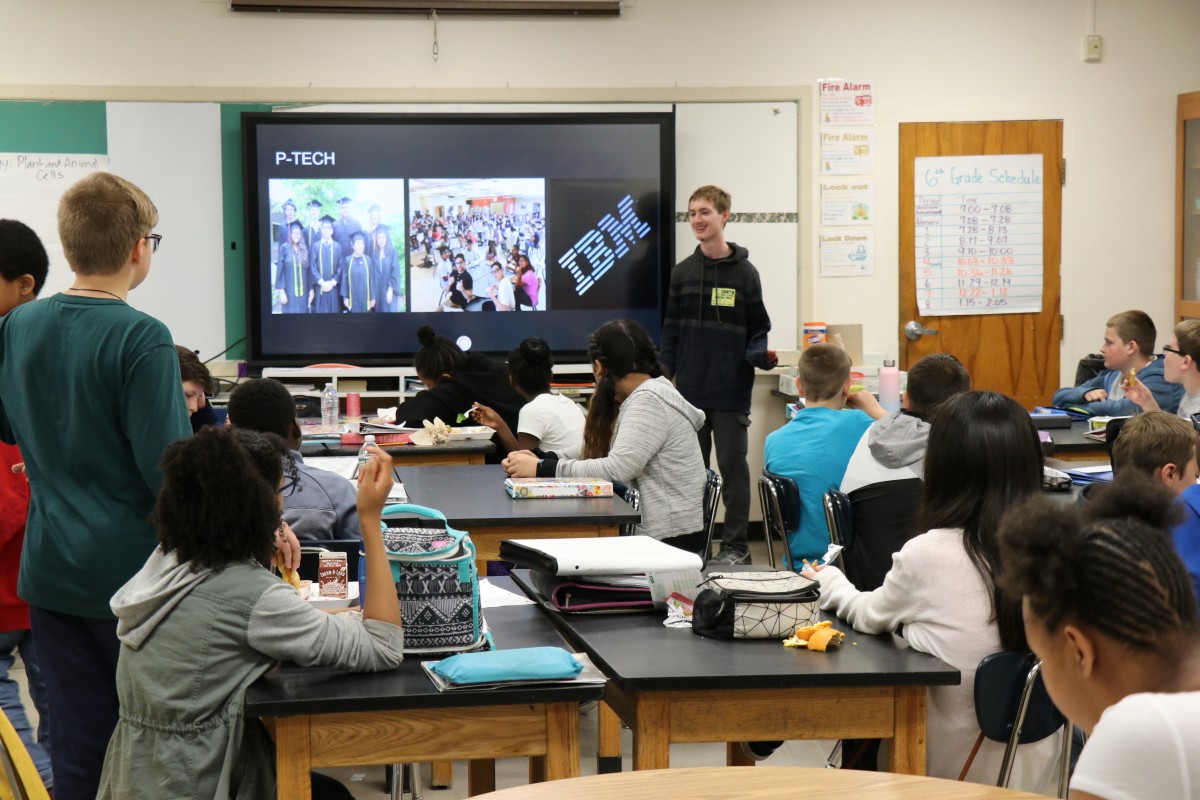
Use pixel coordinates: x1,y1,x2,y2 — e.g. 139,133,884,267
0,173,193,800
661,185,777,565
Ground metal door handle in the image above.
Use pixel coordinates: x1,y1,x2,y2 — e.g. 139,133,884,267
904,320,939,341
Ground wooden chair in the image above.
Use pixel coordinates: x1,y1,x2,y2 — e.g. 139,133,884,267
0,710,49,800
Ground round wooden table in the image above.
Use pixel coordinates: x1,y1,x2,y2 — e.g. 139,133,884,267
474,767,1050,799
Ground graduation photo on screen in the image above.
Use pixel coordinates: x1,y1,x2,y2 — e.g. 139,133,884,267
267,179,408,315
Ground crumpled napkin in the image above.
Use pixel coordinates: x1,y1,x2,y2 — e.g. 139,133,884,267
376,407,398,423
410,417,450,446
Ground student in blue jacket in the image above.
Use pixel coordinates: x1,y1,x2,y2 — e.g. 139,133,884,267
1052,310,1183,415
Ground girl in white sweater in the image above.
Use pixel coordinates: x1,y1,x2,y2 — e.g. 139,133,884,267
804,391,1060,789
998,476,1200,800
503,319,706,549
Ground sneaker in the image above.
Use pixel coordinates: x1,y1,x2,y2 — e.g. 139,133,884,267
709,545,751,565
740,740,783,762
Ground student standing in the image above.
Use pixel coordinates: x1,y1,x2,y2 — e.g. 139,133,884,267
0,219,53,792
340,232,376,312
275,221,311,314
374,227,402,312
304,199,323,252
660,185,776,565
0,173,194,800
332,196,362,255
310,214,343,314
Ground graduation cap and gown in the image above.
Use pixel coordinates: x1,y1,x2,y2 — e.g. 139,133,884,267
274,222,310,314
339,232,378,313
310,215,344,314
332,197,363,254
304,200,323,252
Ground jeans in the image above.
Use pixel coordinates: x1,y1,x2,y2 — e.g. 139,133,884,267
28,606,120,800
0,628,52,789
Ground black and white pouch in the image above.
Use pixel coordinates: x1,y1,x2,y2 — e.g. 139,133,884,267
691,571,821,639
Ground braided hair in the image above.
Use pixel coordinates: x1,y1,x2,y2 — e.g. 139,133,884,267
999,475,1198,650
414,325,467,385
581,320,662,459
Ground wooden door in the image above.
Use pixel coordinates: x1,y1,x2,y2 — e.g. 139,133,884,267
899,121,1062,409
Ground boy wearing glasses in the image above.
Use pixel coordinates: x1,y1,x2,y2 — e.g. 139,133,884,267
227,378,362,541
0,173,193,800
1052,309,1183,416
1126,319,1200,421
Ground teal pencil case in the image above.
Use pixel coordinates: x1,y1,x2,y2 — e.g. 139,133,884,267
431,646,582,685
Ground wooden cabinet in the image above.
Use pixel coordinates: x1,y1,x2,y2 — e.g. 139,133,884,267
1175,91,1200,319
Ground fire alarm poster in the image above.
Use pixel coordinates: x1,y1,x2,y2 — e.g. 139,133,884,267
820,80,875,126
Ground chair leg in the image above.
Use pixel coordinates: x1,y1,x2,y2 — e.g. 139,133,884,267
997,662,1043,788
1056,723,1072,798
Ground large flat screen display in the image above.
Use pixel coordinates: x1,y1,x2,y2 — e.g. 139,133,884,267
242,112,674,366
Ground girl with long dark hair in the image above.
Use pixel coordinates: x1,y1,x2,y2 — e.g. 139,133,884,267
802,391,1060,787
503,320,706,550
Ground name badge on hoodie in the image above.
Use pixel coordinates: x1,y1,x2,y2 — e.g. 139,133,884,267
711,287,736,307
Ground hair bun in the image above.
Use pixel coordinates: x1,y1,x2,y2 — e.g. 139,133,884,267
520,337,552,367
416,325,438,347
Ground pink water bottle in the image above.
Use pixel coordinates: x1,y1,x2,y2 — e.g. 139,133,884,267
879,358,901,414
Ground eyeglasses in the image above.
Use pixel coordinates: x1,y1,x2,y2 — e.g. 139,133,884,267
143,233,162,254
277,477,299,497
1163,344,1186,358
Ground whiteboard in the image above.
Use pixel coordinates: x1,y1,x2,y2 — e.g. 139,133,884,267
0,153,110,296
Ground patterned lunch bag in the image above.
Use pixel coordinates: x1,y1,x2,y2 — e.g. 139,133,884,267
358,503,489,655
691,571,820,640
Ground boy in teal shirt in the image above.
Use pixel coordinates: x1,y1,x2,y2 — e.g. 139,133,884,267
0,173,191,800
764,343,883,564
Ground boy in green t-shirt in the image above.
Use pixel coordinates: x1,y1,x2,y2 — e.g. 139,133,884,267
0,173,192,800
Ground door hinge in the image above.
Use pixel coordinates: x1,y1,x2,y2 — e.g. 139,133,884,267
1061,158,1066,185
1060,314,1065,341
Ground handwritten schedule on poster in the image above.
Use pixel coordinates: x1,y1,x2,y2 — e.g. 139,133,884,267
914,154,1043,316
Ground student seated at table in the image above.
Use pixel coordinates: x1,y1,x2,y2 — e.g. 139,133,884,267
839,352,972,591
1052,310,1182,416
470,337,584,456
227,377,361,541
502,319,707,552
1125,318,1200,421
799,391,1060,789
175,344,220,432
97,428,403,799
764,342,883,566
394,325,526,440
1109,410,1200,603
998,476,1200,800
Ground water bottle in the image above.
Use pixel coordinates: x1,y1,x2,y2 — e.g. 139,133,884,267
320,382,339,428
356,435,377,476
879,358,901,414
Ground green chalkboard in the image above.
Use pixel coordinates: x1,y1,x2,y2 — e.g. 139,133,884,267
0,102,107,154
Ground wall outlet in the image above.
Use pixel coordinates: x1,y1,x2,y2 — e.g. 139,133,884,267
1083,34,1102,62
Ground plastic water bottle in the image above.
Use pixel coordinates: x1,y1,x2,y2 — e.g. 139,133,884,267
879,358,901,414
320,383,339,428
357,435,377,474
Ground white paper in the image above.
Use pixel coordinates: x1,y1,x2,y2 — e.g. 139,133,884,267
914,154,1044,316
819,230,874,277
479,578,535,608
820,128,875,175
302,456,407,502
819,79,875,127
820,179,874,226
646,569,705,607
